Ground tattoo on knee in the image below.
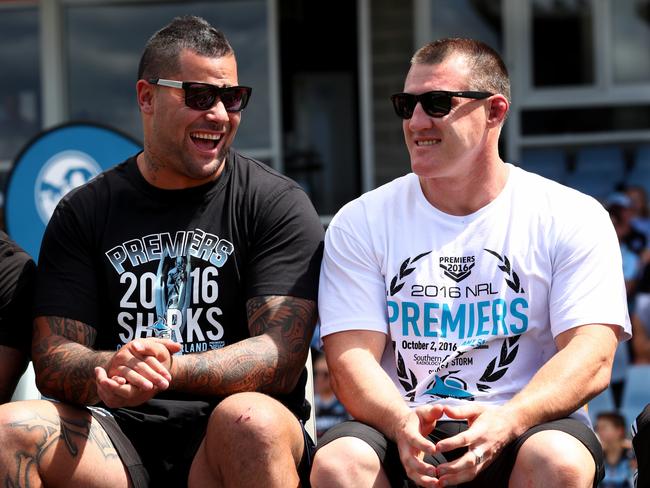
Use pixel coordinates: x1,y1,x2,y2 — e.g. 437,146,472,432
4,413,118,487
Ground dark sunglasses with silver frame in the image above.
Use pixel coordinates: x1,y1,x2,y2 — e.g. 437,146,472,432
390,90,492,119
148,78,252,112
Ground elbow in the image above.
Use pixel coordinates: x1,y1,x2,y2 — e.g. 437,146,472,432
271,357,309,395
32,360,56,400
591,352,616,397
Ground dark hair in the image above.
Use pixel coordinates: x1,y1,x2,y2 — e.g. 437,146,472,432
411,38,511,103
596,411,627,430
138,16,233,81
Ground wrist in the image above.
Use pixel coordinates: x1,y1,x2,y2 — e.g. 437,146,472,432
387,405,415,442
499,403,529,438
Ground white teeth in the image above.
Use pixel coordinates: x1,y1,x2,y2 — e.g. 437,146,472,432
416,140,439,146
191,132,222,140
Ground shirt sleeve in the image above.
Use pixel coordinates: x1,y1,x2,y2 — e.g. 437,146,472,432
318,206,390,338
245,186,324,300
549,202,631,340
33,190,100,328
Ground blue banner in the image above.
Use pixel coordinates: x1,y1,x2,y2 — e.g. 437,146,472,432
4,122,141,259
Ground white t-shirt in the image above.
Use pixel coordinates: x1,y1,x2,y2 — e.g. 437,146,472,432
319,164,631,425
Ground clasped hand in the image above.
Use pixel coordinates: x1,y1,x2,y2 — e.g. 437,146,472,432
95,338,181,407
396,404,517,487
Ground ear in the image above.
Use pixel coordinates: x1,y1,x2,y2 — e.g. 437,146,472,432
486,95,509,128
136,79,155,114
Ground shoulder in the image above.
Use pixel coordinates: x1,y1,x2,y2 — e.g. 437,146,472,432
510,165,609,223
230,150,303,198
57,157,132,209
228,151,322,231
0,231,31,263
329,173,417,232
0,232,34,305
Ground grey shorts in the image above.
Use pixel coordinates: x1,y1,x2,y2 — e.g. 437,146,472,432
317,417,605,488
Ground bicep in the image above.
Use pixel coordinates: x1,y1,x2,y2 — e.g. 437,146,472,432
323,329,387,366
246,295,317,347
554,323,619,355
32,316,97,356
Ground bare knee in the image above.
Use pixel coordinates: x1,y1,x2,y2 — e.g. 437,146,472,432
192,393,303,486
511,430,595,488
208,392,286,449
311,437,386,488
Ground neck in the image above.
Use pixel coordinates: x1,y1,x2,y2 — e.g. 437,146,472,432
136,151,224,190
419,157,509,216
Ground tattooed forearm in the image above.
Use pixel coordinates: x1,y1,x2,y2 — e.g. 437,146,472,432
4,413,118,487
32,317,112,405
171,296,317,396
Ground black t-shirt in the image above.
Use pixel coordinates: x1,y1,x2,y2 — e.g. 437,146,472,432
0,231,35,354
34,150,324,419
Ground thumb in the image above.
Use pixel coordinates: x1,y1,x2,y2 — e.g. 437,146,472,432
150,338,183,353
417,403,445,424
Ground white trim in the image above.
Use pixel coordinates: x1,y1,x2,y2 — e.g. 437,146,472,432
154,79,184,89
357,0,374,192
268,0,283,172
40,0,67,127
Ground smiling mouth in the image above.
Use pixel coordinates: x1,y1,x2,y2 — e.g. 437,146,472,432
415,139,440,146
190,131,223,150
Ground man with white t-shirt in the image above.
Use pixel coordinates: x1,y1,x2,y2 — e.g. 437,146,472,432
310,38,631,488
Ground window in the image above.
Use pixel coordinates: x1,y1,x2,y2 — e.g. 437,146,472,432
429,0,503,51
531,0,594,87
65,1,270,151
0,6,40,165
611,0,650,84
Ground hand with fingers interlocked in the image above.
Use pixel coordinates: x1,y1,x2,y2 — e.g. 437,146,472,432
432,404,521,486
95,338,182,408
394,404,447,488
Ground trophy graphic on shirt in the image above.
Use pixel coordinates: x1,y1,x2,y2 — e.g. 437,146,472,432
151,250,192,347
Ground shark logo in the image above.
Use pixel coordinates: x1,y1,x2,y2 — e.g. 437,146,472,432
423,371,474,400
439,256,475,283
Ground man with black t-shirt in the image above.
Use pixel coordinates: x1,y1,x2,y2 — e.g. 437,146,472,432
0,231,35,403
0,16,323,487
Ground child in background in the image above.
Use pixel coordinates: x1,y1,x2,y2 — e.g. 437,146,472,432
596,411,636,488
312,349,349,439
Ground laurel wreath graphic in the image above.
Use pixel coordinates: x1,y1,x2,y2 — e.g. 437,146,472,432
483,249,524,293
389,251,431,296
393,341,418,401
476,334,521,392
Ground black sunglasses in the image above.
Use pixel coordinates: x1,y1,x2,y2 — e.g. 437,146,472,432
148,78,252,112
390,90,492,119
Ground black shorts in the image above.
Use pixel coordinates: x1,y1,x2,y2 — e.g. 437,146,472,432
89,405,315,488
317,418,605,488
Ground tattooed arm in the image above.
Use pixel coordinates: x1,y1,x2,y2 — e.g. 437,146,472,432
32,316,112,405
32,316,178,406
170,295,317,396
